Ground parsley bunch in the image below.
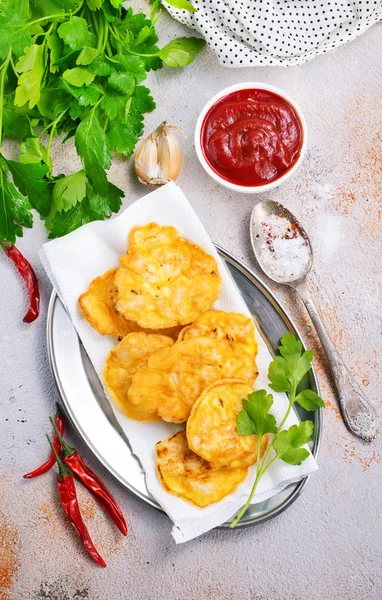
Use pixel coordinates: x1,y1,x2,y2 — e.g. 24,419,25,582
0,0,205,244
230,334,325,527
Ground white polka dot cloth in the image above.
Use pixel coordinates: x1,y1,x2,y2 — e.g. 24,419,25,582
164,0,382,67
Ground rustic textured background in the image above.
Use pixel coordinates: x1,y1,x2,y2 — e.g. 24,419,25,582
1,3,381,599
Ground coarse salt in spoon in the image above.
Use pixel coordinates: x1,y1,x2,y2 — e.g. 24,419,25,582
250,199,378,442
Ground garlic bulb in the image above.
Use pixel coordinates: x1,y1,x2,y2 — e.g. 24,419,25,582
134,122,185,186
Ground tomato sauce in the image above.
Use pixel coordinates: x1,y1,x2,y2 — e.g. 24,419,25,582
201,89,303,187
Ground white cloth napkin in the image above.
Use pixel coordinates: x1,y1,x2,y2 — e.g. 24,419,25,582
41,182,318,543
164,0,382,67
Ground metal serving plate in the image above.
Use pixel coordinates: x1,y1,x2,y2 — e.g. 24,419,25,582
47,246,322,528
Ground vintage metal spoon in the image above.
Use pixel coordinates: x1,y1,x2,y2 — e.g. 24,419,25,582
250,199,378,442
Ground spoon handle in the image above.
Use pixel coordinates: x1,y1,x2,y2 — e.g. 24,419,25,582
295,281,378,442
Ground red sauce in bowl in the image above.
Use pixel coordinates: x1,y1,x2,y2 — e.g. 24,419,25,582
200,89,303,187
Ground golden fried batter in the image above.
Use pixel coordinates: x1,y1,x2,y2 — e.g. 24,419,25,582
156,431,248,507
79,268,141,337
187,379,268,469
178,310,258,358
128,337,258,423
115,223,222,329
79,268,182,339
103,332,174,421
128,223,179,252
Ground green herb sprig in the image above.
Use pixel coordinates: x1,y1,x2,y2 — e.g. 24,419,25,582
0,0,205,244
230,334,325,528
165,0,197,14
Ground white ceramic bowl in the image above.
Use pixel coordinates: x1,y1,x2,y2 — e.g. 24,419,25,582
194,82,307,194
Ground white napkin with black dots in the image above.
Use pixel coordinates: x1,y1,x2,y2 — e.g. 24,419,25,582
164,0,382,67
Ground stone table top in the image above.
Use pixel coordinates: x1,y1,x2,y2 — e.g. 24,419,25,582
0,5,381,600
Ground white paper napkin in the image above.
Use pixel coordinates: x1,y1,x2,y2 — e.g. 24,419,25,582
41,182,318,543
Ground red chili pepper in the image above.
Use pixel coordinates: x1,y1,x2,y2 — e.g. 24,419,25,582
23,404,65,479
50,417,127,536
46,434,106,568
3,244,40,323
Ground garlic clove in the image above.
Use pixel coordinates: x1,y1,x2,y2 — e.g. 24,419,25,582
157,126,183,183
134,131,159,184
134,122,185,187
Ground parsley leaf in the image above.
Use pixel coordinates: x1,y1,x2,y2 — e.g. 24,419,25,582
19,138,49,165
268,355,292,393
237,390,277,437
48,180,123,238
0,167,33,244
57,17,89,51
115,8,162,71
46,169,87,230
131,86,156,113
86,179,122,214
48,196,93,237
165,0,197,13
158,37,206,67
106,115,144,156
52,49,81,70
76,47,99,66
37,86,72,121
102,0,120,22
46,31,63,74
140,52,163,73
87,0,102,9
295,389,325,411
62,68,95,87
111,54,147,83
59,79,101,107
88,55,113,76
0,0,32,60
5,158,52,216
109,0,124,8
268,333,314,395
75,110,112,196
108,72,135,95
101,81,154,124
3,101,34,140
101,92,131,121
279,334,314,383
273,421,314,465
14,44,45,109
120,8,153,39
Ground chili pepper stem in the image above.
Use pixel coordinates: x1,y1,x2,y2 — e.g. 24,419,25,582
50,416,74,457
23,412,65,479
46,434,71,478
55,402,64,418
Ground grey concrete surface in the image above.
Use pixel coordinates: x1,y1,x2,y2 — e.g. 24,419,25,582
0,5,381,600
